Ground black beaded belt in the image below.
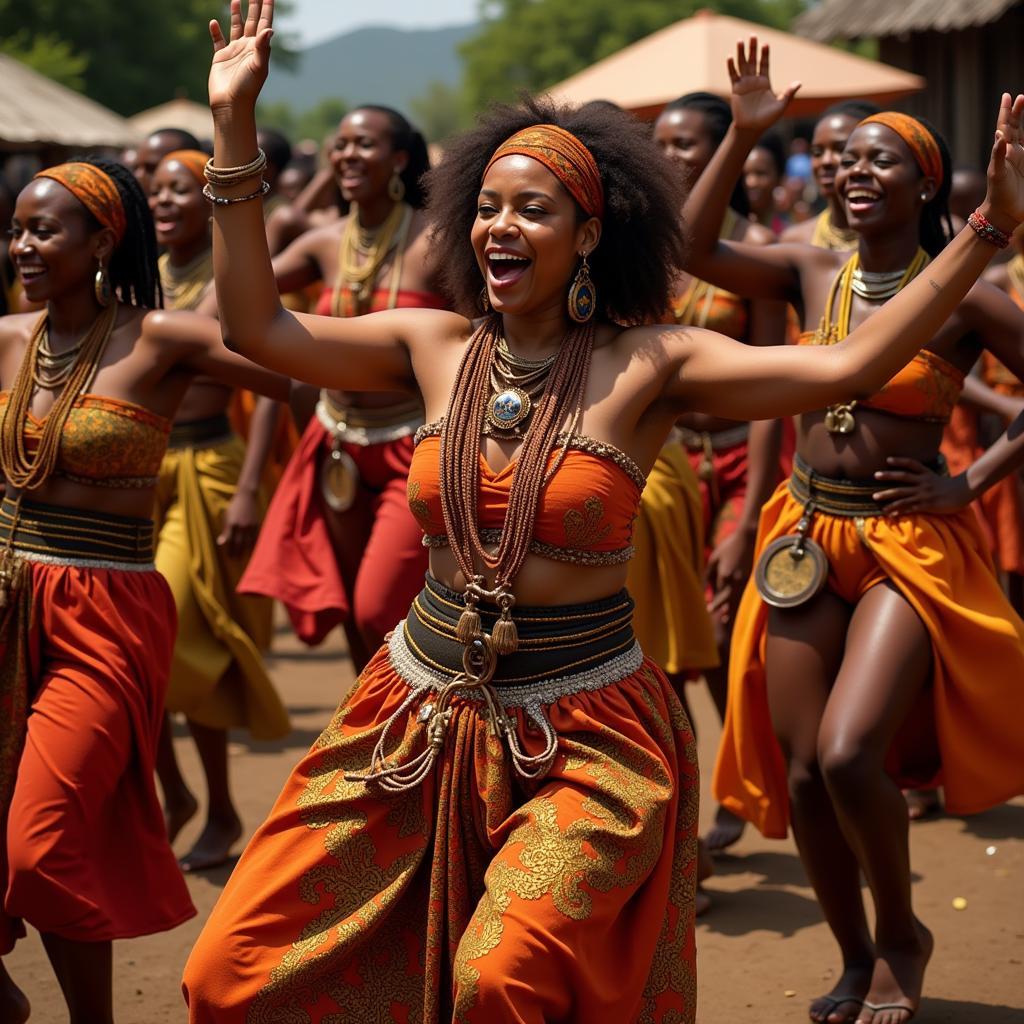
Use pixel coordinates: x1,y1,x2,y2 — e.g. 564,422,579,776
0,497,155,566
167,413,233,450
788,454,945,517
401,575,638,686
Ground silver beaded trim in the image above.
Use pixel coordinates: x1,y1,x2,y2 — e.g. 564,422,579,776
316,399,422,446
12,548,155,572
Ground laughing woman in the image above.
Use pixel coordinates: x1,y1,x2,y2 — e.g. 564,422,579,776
181,7,1024,1022
682,43,1024,1024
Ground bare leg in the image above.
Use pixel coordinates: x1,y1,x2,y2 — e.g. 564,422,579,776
178,721,243,873
40,933,113,1024
817,584,935,1024
765,592,874,1024
155,711,198,843
702,657,748,852
0,961,30,1023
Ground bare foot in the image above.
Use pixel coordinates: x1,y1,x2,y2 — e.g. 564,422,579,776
164,791,199,844
179,813,243,873
705,805,745,852
0,962,30,1024
856,920,934,1024
903,788,941,822
808,960,874,1023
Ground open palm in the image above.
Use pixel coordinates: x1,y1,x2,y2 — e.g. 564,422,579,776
726,37,800,134
987,92,1024,225
208,0,275,112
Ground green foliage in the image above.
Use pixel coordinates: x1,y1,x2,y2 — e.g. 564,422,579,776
410,80,471,143
460,0,809,110
0,31,89,92
0,0,298,116
257,97,349,145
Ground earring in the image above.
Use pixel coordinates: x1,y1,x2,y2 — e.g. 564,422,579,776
567,252,596,323
479,286,490,313
388,171,406,203
94,260,111,307
921,193,928,201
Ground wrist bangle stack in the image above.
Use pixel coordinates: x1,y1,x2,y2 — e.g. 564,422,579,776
967,209,1012,248
203,149,267,186
203,180,271,206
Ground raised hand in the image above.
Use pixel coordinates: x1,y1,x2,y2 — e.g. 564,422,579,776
208,0,274,113
726,37,800,135
984,93,1024,227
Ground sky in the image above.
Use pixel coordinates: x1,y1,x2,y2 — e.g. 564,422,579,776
280,0,479,47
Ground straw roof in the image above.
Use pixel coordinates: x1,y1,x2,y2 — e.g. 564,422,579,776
129,99,214,144
546,10,924,120
797,0,1019,41
0,53,139,148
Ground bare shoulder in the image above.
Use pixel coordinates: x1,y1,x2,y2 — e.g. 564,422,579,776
740,220,777,247
405,309,474,349
962,275,1022,318
0,312,39,348
983,261,1011,290
780,218,815,245
139,307,219,354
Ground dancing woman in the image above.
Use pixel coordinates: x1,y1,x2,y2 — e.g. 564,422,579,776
238,104,446,669
682,43,1024,1024
0,157,288,1023
182,6,1024,1021
147,149,290,872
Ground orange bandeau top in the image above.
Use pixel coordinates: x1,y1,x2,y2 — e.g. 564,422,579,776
315,286,448,317
668,281,748,340
0,391,171,488
406,421,646,567
796,332,964,423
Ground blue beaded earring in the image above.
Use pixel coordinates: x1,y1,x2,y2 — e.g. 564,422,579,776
567,252,596,323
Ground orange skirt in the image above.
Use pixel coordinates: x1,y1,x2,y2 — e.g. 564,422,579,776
183,593,698,1022
1,547,195,952
714,480,1024,839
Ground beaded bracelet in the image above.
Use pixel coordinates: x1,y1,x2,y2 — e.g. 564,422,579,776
203,180,271,206
967,209,1012,248
203,149,267,186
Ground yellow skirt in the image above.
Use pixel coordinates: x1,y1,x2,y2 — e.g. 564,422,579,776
154,437,289,740
714,480,1024,839
627,444,718,675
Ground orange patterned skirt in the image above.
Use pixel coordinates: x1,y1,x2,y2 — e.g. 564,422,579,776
183,579,699,1022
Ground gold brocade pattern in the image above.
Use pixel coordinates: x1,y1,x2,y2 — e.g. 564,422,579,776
407,479,430,526
562,495,613,548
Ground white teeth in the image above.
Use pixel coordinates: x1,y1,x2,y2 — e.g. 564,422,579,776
488,253,529,262
847,191,879,201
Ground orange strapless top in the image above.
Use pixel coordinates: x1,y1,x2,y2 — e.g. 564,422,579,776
315,286,448,317
797,332,964,423
406,422,646,566
0,391,171,488
669,280,748,340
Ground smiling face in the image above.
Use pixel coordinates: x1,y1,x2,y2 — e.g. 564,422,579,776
743,146,781,216
328,109,407,205
653,108,717,182
811,113,860,199
149,159,208,251
472,154,600,318
837,123,935,235
9,179,112,305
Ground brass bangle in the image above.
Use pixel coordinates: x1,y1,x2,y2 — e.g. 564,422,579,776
203,180,270,206
203,149,267,186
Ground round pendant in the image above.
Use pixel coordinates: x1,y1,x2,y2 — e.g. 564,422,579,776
320,446,360,512
825,406,856,434
486,387,531,432
754,535,829,608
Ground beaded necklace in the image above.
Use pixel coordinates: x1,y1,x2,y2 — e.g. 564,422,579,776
812,248,930,433
333,201,413,316
159,248,213,311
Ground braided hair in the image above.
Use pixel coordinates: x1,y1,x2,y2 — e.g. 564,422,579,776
352,105,430,209
915,118,954,257
76,157,162,309
661,92,750,217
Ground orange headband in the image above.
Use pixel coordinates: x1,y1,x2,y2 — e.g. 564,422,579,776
859,112,944,189
35,162,127,243
484,124,605,219
160,149,209,186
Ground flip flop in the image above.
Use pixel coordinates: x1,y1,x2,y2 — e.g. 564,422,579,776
863,1003,914,1020
811,995,863,1022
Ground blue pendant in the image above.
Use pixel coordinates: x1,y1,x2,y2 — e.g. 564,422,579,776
486,387,531,432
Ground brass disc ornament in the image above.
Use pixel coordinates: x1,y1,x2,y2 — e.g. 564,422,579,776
754,534,829,608
320,445,360,512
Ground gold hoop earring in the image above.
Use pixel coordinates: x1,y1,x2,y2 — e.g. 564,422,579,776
94,261,111,308
388,171,406,203
567,252,596,323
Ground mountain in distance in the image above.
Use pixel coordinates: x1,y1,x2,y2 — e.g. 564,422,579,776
261,23,478,116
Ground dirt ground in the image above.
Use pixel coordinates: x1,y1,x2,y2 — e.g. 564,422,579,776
8,618,1024,1023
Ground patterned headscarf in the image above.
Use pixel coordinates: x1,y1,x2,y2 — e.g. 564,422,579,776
35,162,127,242
484,124,605,219
159,149,209,186
859,112,944,189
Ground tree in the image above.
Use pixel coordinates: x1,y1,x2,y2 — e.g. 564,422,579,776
0,0,298,117
410,81,471,144
257,98,349,146
460,0,808,111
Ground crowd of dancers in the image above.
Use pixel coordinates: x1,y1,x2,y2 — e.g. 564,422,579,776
1,2,1023,1022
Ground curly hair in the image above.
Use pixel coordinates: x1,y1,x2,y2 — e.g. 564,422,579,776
352,105,431,209
425,96,686,324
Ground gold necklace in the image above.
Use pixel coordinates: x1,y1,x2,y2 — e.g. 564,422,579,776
159,248,213,311
811,208,858,252
484,336,558,438
813,248,930,433
334,202,413,314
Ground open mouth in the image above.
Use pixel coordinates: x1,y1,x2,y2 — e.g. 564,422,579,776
155,218,179,233
845,188,882,214
17,265,46,286
486,251,532,289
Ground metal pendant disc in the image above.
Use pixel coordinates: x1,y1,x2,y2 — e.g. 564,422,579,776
320,447,360,512
486,387,531,431
754,534,829,608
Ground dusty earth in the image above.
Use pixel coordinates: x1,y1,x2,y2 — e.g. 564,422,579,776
7,618,1024,1023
